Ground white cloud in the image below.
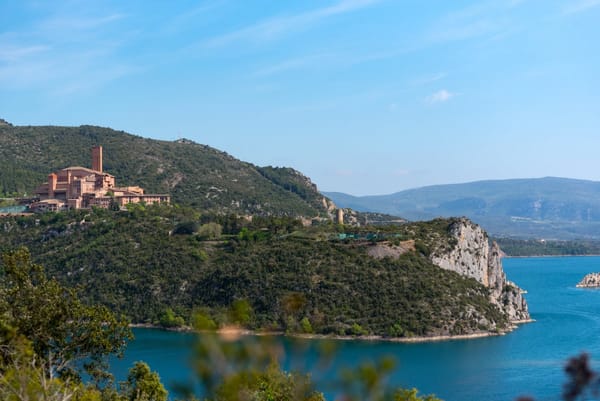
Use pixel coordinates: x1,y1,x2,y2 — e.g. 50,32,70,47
563,0,600,14
426,89,456,104
202,0,382,48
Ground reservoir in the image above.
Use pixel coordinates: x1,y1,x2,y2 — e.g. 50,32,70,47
110,256,600,400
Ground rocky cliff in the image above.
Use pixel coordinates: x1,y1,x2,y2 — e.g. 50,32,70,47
576,273,600,288
431,219,530,323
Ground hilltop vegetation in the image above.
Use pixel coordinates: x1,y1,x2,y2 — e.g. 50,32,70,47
0,205,508,338
0,123,330,217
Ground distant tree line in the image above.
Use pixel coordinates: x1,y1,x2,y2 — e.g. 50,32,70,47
495,238,600,256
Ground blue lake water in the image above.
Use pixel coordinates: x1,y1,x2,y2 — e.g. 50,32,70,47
109,256,600,401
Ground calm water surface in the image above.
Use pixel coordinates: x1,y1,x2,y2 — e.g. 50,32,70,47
110,257,600,401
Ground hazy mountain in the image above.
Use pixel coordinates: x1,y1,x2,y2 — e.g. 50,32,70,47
0,122,331,217
325,178,600,239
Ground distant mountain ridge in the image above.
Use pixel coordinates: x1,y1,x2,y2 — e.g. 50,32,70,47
0,123,332,217
325,177,600,239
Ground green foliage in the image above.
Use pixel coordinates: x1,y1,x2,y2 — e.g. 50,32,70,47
350,323,368,336
300,317,314,334
214,363,325,401
228,299,254,326
173,221,199,235
0,247,133,382
0,326,105,401
158,308,185,328
0,198,18,207
0,211,509,337
197,222,223,239
388,323,405,338
414,240,430,257
122,362,168,401
0,354,103,401
393,388,442,401
191,310,218,331
257,166,326,213
0,249,168,401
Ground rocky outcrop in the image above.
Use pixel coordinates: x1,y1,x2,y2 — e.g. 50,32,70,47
576,273,600,288
367,240,415,259
430,219,530,323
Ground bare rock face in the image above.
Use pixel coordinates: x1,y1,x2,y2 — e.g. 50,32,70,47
367,240,415,259
576,273,600,288
430,219,530,323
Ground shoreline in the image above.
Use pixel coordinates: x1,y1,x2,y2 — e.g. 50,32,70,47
129,319,534,344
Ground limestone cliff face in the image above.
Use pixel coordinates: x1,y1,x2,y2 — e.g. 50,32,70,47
576,272,600,288
430,219,530,323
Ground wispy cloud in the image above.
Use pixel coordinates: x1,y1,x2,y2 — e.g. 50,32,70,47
423,1,523,45
563,0,600,14
255,46,409,78
161,0,227,34
255,53,331,76
52,63,139,95
0,44,49,62
426,89,456,104
0,7,134,95
411,72,447,86
39,13,125,33
202,0,382,48
427,17,499,43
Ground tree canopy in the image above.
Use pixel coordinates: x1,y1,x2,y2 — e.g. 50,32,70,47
0,247,132,382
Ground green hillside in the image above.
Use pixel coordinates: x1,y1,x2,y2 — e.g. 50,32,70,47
325,177,600,239
0,206,508,338
0,123,329,217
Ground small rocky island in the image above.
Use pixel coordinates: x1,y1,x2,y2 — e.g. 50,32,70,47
576,273,600,288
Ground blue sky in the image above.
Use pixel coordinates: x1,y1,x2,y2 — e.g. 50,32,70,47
1,0,599,195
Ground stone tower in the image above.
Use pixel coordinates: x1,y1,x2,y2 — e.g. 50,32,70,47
336,208,344,225
92,146,103,172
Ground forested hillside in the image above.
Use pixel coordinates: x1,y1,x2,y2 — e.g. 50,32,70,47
0,123,330,217
0,205,508,338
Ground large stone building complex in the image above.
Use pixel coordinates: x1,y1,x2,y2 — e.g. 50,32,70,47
32,146,170,212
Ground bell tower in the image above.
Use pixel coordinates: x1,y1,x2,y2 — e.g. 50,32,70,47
92,145,103,172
